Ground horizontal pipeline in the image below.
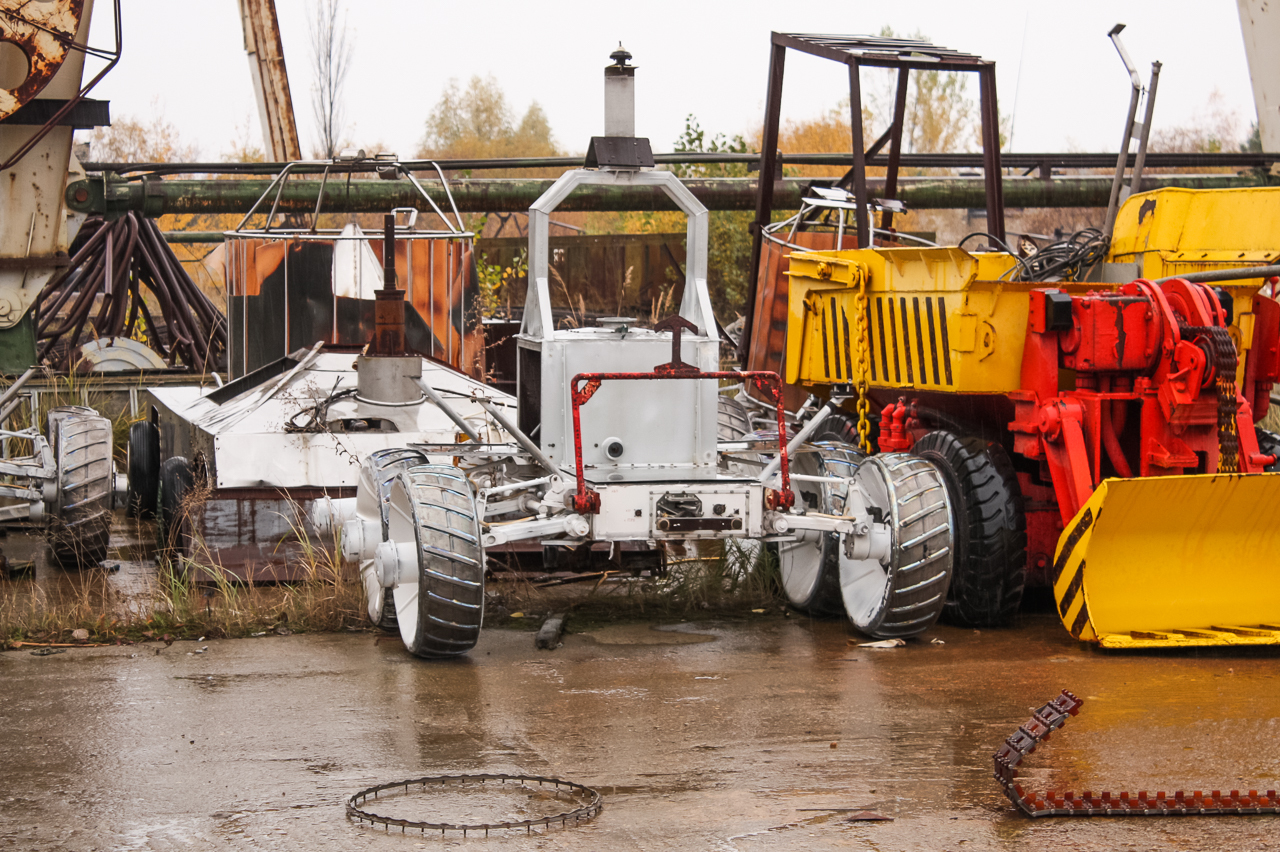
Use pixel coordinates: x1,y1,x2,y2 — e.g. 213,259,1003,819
81,150,1280,177
69,173,1271,219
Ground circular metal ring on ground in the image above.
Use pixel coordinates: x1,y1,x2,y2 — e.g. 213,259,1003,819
346,773,603,835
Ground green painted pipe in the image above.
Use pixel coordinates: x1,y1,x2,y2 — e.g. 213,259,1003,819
68,173,1273,218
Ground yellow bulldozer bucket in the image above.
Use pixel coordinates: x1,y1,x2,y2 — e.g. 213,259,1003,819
1052,473,1280,648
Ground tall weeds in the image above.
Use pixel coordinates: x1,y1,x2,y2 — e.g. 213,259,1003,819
1,486,364,647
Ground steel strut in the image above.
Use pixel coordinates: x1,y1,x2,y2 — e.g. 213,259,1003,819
995,690,1280,817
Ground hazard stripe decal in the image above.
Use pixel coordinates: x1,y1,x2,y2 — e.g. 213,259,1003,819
1058,562,1085,619
1070,584,1092,639
1051,507,1093,586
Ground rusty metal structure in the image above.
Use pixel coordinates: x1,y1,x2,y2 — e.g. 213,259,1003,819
64,155,1280,225
235,0,301,162
222,158,479,378
740,33,1006,371
127,159,502,578
996,690,1280,817
1,0,117,373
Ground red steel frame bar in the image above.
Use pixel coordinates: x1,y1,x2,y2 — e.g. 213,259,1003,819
567,370,795,514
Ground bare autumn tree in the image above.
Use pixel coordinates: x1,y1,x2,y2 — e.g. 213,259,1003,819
87,110,198,163
309,0,353,159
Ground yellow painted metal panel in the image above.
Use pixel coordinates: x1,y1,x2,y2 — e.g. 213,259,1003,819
1110,186,1280,261
786,246,1029,394
1052,473,1280,646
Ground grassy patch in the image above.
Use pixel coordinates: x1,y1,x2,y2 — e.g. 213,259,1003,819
1,485,365,648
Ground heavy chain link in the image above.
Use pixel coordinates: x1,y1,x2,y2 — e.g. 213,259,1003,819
1183,326,1240,473
852,274,872,454
995,690,1280,817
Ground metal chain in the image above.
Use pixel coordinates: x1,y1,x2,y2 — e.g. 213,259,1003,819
995,690,1280,817
852,273,872,453
347,773,602,835
1182,326,1240,472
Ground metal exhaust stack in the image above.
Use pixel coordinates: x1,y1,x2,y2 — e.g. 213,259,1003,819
604,44,635,137
585,44,654,170
371,213,407,356
358,212,422,403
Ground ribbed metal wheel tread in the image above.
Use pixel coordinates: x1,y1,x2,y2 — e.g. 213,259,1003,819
362,448,428,631
717,395,753,441
1256,426,1280,472
866,454,953,638
774,441,866,616
47,408,113,568
402,464,484,657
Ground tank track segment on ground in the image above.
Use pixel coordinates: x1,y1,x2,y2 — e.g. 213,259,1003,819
994,690,1280,817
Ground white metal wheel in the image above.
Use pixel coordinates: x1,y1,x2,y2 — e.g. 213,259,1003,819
385,464,485,658
840,453,954,639
717,395,752,441
354,448,428,630
46,407,114,568
773,441,865,615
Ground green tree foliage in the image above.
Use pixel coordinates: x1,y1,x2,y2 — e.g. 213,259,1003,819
671,116,754,318
417,76,562,168
586,116,755,320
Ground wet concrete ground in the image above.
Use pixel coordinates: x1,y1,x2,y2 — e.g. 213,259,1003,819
3,608,1279,851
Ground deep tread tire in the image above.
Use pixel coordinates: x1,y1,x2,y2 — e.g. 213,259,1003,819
386,464,484,658
126,420,160,519
46,407,113,568
157,456,195,559
1256,426,1280,472
356,448,428,631
717,395,752,441
813,409,864,446
773,441,866,616
912,430,1027,627
839,453,954,638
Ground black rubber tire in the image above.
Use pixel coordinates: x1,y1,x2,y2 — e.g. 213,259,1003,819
839,453,954,638
126,421,160,519
912,430,1027,627
386,464,485,658
357,448,428,632
46,407,114,568
814,409,871,448
717,395,752,441
157,456,195,559
772,441,866,616
1256,426,1280,472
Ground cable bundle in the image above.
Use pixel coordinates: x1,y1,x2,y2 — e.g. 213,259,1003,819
33,213,227,372
1015,228,1110,282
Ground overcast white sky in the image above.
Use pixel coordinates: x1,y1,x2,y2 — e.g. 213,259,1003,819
83,0,1258,161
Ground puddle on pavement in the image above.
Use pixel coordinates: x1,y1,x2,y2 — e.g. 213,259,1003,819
579,622,718,645
1,509,162,620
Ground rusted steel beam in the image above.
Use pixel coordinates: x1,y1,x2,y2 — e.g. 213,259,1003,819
236,0,301,161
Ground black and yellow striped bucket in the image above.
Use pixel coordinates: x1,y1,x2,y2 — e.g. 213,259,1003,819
1052,473,1280,648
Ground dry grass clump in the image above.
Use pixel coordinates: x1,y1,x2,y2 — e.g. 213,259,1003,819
1,491,364,648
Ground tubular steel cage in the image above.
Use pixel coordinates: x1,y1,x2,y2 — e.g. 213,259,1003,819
223,159,478,378
223,228,476,378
